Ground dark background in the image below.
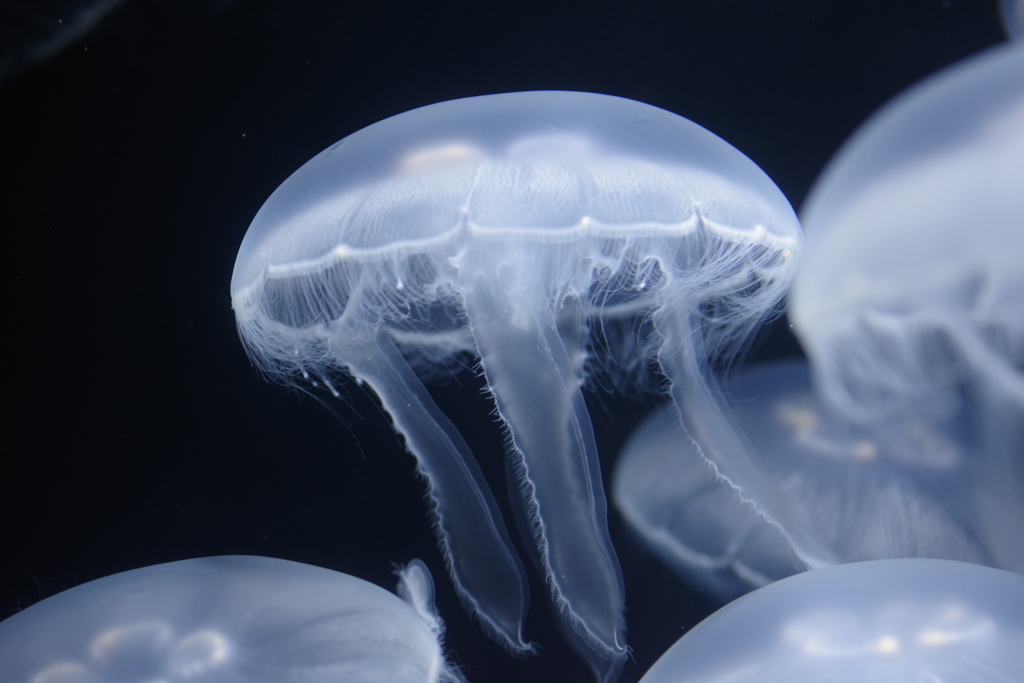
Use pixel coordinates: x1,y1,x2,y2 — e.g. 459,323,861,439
0,2,1007,681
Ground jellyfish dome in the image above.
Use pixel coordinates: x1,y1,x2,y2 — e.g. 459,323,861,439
0,556,461,683
639,559,1024,683
790,43,1024,575
231,90,804,673
614,359,1022,600
792,43,1024,425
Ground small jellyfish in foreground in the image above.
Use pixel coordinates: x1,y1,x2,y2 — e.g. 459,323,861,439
231,90,817,676
0,556,462,683
637,559,1024,683
791,43,1024,572
613,359,1020,600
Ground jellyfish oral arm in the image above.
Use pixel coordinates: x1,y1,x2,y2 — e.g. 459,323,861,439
456,252,627,666
334,328,534,655
654,301,838,571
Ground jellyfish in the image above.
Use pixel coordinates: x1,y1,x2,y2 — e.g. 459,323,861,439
790,43,1024,572
614,359,1021,600
637,558,1024,683
231,90,814,674
0,0,127,85
0,555,462,683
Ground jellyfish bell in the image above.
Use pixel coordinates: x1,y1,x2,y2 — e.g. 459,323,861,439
615,359,1020,600
638,559,1024,683
792,43,1024,426
231,90,809,672
0,556,462,683
791,44,1024,573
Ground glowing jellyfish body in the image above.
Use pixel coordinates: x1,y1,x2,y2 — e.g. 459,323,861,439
0,556,461,683
231,90,806,671
791,43,1024,572
638,559,1024,683
794,42,1024,421
614,360,1019,599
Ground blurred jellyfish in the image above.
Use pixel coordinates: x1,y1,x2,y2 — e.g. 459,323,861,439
792,43,1024,572
1002,0,1023,39
614,359,1021,599
793,42,1024,422
231,90,815,675
638,559,1024,683
0,0,126,84
0,0,251,85
0,556,462,683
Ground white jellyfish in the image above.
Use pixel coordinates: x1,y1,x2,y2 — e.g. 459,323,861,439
231,90,811,675
791,42,1024,573
614,43,1024,599
793,42,1024,427
614,359,1019,599
0,556,462,683
638,558,1024,683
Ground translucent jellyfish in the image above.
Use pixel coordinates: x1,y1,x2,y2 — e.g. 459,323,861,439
0,556,462,683
0,0,127,85
614,359,1022,600
791,43,1024,571
638,559,1024,683
792,41,1024,428
231,90,810,673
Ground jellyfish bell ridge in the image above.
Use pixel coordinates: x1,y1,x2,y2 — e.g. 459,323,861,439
229,89,799,307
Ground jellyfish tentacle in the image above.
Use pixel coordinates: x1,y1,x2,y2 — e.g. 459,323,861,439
943,317,1024,406
457,256,627,666
334,328,534,656
654,301,839,571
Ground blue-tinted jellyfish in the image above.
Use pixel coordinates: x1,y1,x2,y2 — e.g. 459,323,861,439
793,43,1024,425
791,43,1024,572
0,556,462,683
231,90,811,674
0,0,126,85
613,359,1022,600
638,559,1024,683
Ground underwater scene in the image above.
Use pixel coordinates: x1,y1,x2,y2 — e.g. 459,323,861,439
3,1,1022,681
